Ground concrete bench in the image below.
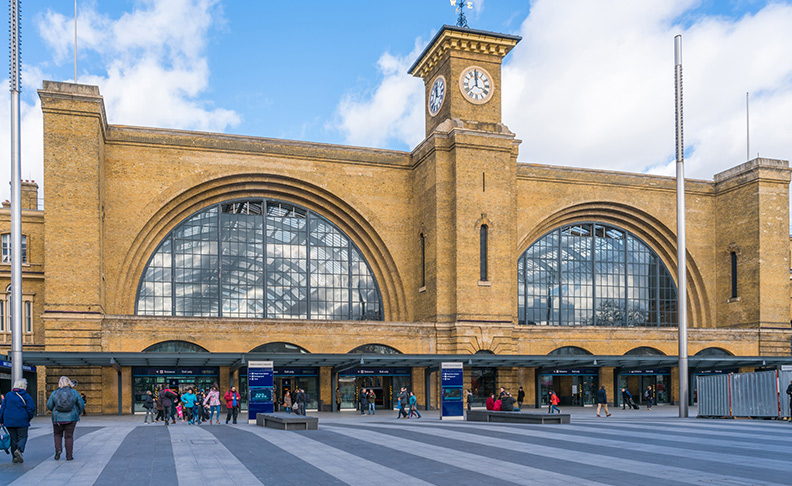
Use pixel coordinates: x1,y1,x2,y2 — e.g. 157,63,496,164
466,410,570,424
255,412,318,430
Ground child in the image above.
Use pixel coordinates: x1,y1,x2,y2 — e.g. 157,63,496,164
176,403,184,421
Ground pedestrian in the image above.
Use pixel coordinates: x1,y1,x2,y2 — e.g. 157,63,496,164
368,389,376,415
359,387,368,415
154,387,164,422
295,388,307,416
224,386,241,424
80,393,87,416
596,385,611,417
645,385,654,410
621,388,633,410
46,376,85,461
466,389,473,411
204,385,221,424
0,378,36,464
158,386,177,426
283,391,292,414
182,388,197,424
549,390,561,414
398,387,409,418
335,387,342,412
194,388,206,424
409,391,421,418
786,380,792,420
517,386,525,409
143,390,155,423
498,387,507,399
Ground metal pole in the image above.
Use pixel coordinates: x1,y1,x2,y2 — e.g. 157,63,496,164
674,34,689,418
9,0,24,385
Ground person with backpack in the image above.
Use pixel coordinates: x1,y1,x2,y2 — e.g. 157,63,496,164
143,390,155,423
158,387,178,426
0,378,36,464
46,376,85,461
549,390,561,414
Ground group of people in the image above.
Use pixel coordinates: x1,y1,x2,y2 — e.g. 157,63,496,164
484,387,521,412
281,388,307,415
144,385,242,425
0,376,85,463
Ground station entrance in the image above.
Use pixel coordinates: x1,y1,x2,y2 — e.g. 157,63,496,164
617,369,671,406
539,369,598,407
338,368,411,411
132,367,219,412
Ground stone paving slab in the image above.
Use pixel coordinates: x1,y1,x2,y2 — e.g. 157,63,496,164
0,406,789,485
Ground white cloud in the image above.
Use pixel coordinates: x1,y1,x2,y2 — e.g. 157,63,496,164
337,1,792,182
333,42,425,149
0,0,239,202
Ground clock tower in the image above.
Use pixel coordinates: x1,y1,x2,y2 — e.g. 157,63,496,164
408,25,523,354
408,25,521,135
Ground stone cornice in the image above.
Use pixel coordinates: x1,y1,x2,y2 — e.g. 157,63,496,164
409,25,521,78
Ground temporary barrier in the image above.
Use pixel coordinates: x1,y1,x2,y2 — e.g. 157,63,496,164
697,369,789,419
696,374,730,417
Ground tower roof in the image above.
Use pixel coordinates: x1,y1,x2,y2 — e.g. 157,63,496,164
408,25,521,78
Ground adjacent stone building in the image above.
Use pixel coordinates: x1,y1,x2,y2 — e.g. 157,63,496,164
1,25,790,413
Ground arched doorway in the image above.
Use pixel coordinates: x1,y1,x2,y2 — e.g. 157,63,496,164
469,350,498,408
339,344,407,411
619,347,670,406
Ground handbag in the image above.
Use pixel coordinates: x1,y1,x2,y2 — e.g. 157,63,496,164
0,425,11,453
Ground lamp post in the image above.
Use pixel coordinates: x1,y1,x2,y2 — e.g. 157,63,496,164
9,0,24,384
675,34,689,418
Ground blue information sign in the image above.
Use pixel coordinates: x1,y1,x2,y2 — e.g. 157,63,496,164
247,361,274,421
441,362,464,420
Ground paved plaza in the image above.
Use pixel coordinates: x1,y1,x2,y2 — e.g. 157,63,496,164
0,406,790,485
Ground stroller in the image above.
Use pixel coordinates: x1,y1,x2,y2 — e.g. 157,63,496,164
0,426,10,455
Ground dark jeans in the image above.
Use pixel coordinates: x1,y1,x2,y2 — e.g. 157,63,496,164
163,405,172,424
185,406,194,423
7,426,29,455
226,406,239,423
53,422,77,459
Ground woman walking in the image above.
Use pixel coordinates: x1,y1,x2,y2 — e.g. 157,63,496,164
408,391,421,418
0,379,36,463
46,376,85,461
283,391,292,414
204,386,221,424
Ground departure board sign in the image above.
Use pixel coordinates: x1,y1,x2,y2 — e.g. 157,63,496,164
247,361,274,421
441,362,464,420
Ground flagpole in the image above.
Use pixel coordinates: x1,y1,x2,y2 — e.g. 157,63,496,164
675,34,689,418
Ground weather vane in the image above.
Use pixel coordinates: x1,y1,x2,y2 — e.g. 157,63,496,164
452,0,473,28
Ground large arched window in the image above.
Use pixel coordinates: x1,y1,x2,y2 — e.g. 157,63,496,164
518,223,677,327
249,342,310,354
143,340,209,353
136,199,382,320
348,344,402,354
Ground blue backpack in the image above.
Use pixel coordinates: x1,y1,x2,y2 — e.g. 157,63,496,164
0,426,10,453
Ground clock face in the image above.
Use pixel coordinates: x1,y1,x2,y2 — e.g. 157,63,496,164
428,75,446,116
459,66,493,104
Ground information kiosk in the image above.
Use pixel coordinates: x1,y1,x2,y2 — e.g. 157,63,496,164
441,362,464,420
247,361,274,421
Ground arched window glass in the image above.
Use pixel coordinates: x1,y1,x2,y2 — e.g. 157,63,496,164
143,341,208,353
548,346,592,355
136,199,383,320
518,223,677,327
250,342,309,354
348,344,402,354
624,346,665,356
694,347,733,356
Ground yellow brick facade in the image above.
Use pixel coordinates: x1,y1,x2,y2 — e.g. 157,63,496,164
4,26,789,413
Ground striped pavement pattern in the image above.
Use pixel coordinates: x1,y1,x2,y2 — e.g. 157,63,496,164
0,414,789,485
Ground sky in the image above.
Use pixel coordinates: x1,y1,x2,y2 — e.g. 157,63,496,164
1,0,792,204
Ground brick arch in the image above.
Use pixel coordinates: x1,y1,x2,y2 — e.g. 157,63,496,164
517,201,711,328
114,173,407,321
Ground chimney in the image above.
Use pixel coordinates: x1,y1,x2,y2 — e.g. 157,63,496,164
21,180,39,210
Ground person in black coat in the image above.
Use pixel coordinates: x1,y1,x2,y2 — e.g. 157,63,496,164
517,387,525,409
786,380,792,418
359,388,368,415
143,391,155,423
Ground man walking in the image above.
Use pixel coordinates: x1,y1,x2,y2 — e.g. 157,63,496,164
621,388,633,410
158,387,177,426
398,387,410,419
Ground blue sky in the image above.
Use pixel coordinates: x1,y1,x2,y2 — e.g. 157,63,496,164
2,0,792,201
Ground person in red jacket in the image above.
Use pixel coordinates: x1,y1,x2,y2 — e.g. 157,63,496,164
485,393,495,410
224,387,241,425
549,391,561,414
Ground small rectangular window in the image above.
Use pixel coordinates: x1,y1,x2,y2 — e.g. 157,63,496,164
730,251,738,299
420,234,426,288
0,300,4,332
480,225,488,281
25,301,32,333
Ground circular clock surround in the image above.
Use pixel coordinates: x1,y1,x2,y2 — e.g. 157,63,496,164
459,65,494,104
428,75,446,117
